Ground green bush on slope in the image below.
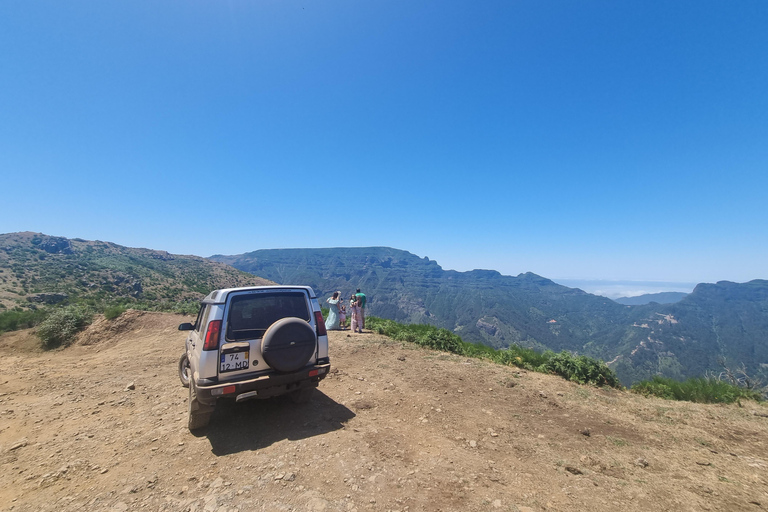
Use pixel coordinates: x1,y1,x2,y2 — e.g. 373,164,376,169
631,375,763,404
35,305,93,349
0,309,47,334
103,305,127,320
539,351,622,387
365,316,622,388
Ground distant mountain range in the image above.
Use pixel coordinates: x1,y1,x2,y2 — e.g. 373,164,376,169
3,233,766,386
212,247,768,385
614,292,689,305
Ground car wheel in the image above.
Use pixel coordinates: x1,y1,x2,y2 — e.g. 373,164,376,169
187,383,214,431
261,317,317,373
178,352,190,388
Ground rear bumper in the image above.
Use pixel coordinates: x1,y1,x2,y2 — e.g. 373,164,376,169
194,362,331,405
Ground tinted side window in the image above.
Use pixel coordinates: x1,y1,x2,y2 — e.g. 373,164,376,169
226,292,310,341
199,305,212,335
193,305,205,332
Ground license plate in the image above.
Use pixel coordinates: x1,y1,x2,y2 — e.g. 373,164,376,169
220,350,249,372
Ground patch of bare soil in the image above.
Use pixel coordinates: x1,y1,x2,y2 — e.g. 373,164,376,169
75,310,169,346
1,312,768,512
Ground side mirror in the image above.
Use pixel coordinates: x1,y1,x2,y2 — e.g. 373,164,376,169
178,322,194,331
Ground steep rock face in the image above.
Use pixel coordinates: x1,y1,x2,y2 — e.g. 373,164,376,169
26,293,69,304
33,235,73,254
212,248,768,385
476,317,498,336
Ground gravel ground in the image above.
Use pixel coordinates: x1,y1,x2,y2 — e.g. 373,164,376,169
1,310,768,512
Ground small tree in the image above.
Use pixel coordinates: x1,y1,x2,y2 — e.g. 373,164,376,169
36,305,93,349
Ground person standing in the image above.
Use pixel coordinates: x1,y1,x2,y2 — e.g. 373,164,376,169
355,288,367,331
325,291,341,330
338,301,347,330
349,293,362,333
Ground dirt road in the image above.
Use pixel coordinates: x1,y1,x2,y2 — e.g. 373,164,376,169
1,311,767,511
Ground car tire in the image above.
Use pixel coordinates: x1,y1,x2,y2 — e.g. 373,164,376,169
261,317,317,373
188,383,214,431
178,352,190,388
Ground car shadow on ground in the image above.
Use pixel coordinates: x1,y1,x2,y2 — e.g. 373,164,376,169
199,390,356,456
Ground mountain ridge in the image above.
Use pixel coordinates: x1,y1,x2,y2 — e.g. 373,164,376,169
211,246,768,385
3,233,766,386
614,291,689,305
0,231,273,311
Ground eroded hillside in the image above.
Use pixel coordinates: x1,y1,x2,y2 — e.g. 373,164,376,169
1,312,767,511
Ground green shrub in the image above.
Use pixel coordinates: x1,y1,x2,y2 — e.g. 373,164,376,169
630,377,675,399
538,351,622,387
418,328,465,353
392,329,417,343
87,298,201,317
36,305,93,349
103,305,127,320
631,375,762,403
493,345,550,370
364,316,622,388
173,300,200,316
0,308,47,333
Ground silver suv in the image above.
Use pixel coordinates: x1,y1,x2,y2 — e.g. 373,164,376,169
178,286,330,430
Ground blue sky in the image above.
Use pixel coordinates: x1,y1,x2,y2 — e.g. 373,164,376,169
2,1,766,294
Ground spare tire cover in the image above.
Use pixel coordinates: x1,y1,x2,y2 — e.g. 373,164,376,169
261,317,317,373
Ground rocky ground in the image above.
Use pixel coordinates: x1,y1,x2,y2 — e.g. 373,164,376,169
1,310,768,512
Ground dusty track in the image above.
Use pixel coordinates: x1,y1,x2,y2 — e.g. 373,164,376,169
1,311,768,511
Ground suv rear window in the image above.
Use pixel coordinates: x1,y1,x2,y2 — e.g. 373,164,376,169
226,292,311,341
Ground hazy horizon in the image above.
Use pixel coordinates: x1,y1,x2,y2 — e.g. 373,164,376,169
552,279,697,300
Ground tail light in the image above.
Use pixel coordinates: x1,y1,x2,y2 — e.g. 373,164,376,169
203,320,222,351
314,311,327,337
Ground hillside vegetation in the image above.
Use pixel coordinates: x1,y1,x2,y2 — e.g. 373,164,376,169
0,232,273,315
365,316,622,388
212,247,768,386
